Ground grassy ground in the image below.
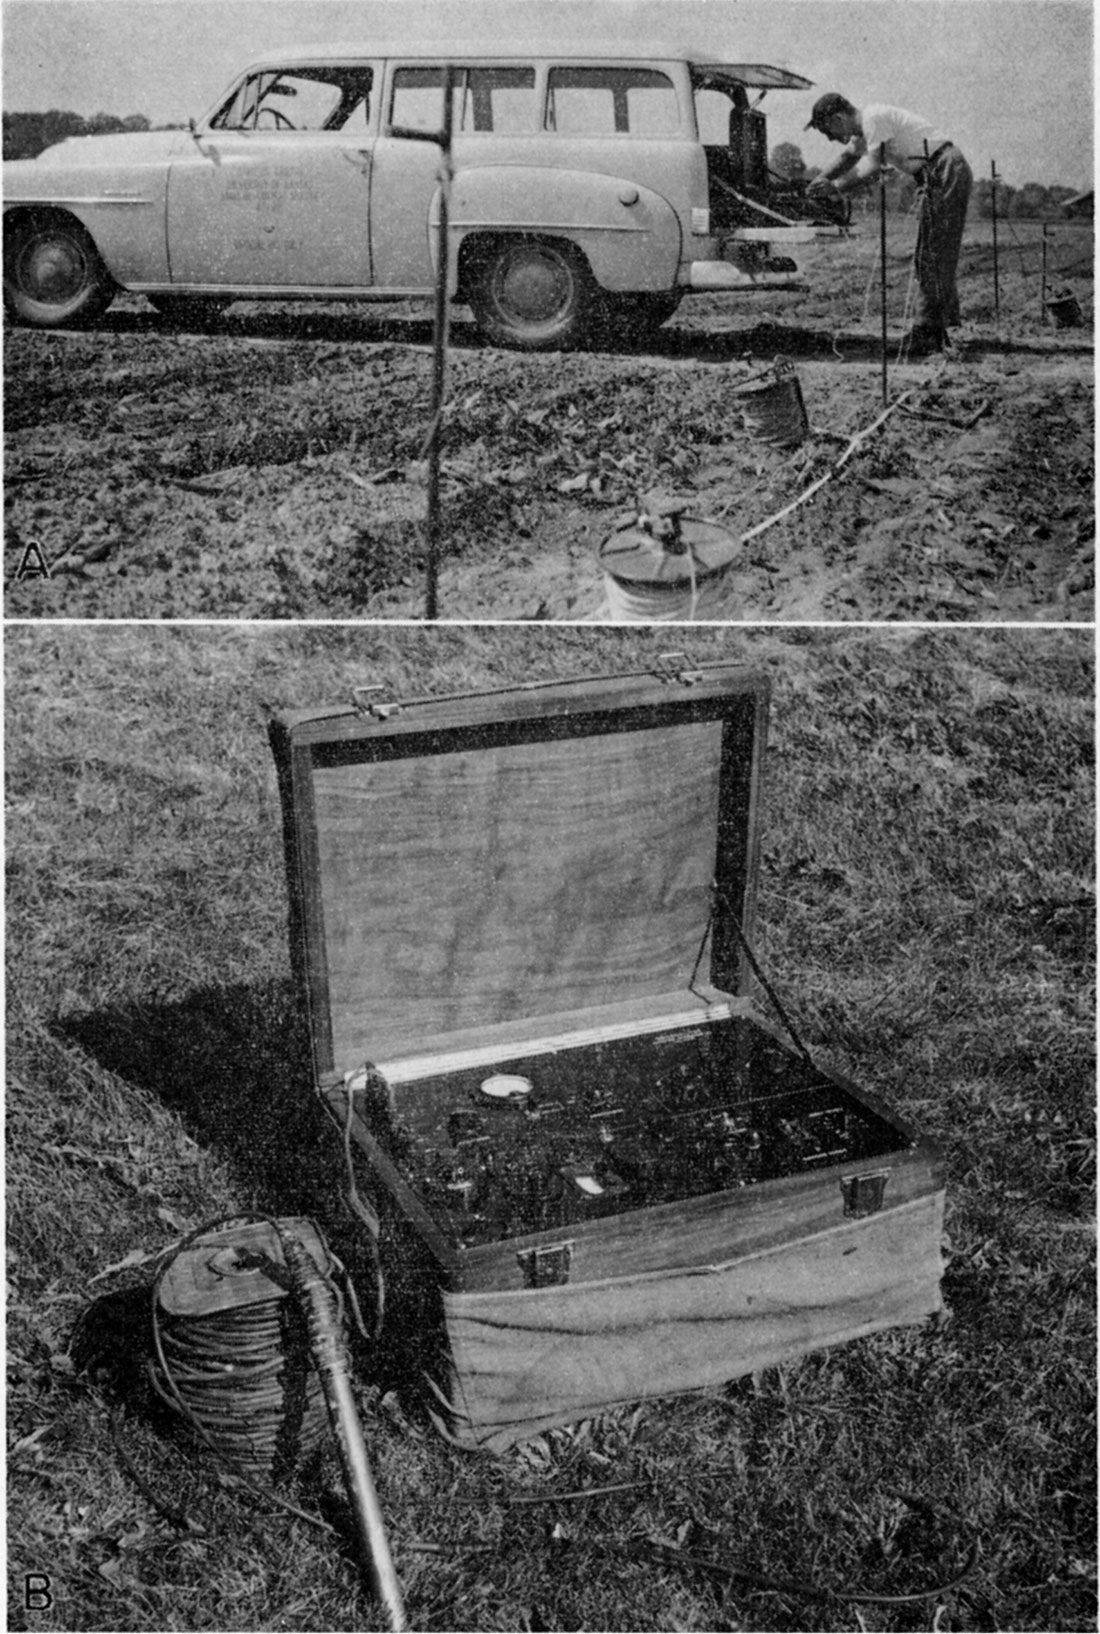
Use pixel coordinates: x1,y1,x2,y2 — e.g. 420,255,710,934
6,624,1095,1632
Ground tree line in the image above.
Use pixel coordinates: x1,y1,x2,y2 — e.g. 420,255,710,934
771,142,1086,221
2,110,179,160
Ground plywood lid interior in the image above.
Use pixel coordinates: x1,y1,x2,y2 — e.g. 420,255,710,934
278,670,766,1077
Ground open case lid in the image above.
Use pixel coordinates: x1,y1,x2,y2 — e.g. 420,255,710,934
269,659,770,1085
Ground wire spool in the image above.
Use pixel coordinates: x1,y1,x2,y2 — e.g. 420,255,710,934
149,1216,332,1484
732,357,810,449
598,498,739,623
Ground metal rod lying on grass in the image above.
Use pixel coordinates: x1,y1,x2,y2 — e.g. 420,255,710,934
389,64,455,621
284,1237,408,1632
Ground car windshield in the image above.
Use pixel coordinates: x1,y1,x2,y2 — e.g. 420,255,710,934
210,66,375,132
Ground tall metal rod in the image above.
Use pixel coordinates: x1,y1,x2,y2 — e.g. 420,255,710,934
425,66,454,621
990,161,1001,321
879,144,888,403
389,66,454,621
1041,223,1049,320
286,1239,408,1632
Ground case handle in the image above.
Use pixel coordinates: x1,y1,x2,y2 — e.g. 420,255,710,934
351,684,401,720
653,651,705,686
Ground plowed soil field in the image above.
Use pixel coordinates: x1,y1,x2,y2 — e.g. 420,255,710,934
4,219,1092,621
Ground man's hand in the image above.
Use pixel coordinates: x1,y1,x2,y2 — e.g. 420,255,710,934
807,176,835,195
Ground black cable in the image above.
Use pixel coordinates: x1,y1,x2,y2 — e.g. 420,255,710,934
639,1532,981,1606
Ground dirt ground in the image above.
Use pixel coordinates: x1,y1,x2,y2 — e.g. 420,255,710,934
4,220,1093,621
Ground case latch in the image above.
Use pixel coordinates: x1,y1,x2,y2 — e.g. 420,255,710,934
517,1242,573,1288
653,651,704,686
841,1171,889,1218
351,684,401,721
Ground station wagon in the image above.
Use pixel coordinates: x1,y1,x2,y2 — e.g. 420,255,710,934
3,47,843,348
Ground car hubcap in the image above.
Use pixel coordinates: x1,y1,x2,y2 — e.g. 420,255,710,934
21,236,87,304
497,250,570,324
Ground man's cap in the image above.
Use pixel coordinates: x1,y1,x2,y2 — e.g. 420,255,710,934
804,92,851,132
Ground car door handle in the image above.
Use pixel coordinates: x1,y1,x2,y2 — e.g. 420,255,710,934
341,149,372,174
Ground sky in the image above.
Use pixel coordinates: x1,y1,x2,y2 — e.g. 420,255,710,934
1,0,1093,189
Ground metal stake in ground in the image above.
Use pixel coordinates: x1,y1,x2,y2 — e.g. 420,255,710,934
1041,223,1049,319
389,65,455,620
879,144,888,403
991,161,1001,321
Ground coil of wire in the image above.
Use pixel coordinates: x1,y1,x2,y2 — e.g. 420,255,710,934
149,1216,332,1483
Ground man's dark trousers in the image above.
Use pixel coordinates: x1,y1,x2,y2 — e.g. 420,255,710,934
912,143,972,338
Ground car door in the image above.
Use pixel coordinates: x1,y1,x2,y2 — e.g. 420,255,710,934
165,63,379,289
369,64,539,289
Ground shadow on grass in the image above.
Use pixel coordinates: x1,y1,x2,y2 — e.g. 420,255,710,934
71,303,1094,363
62,982,449,1401
63,979,327,1216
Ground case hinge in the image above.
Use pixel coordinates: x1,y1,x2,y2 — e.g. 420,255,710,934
840,1171,889,1218
517,1241,574,1288
653,651,704,686
351,683,401,721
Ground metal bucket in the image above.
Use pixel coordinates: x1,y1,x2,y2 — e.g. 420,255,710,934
598,510,739,622
1046,293,1083,328
733,358,809,449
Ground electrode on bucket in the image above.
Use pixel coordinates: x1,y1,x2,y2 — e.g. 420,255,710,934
597,491,739,622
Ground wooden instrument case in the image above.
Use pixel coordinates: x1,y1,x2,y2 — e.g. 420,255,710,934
269,660,944,1451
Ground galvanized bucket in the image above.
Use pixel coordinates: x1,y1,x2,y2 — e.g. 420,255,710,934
1046,293,1083,328
598,505,739,622
733,357,809,449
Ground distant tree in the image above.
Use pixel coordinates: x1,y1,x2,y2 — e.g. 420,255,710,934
85,112,126,135
770,141,807,181
1012,182,1053,219
42,109,86,152
973,176,1017,219
3,109,84,158
3,108,154,158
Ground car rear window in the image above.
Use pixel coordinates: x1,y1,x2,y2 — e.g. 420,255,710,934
546,67,680,135
390,66,537,133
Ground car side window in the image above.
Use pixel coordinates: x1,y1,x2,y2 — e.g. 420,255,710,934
545,67,680,135
389,66,536,133
211,67,374,132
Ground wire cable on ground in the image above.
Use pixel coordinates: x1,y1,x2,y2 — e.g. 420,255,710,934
402,1526,981,1609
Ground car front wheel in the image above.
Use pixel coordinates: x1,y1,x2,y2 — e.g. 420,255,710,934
469,237,596,351
4,215,115,328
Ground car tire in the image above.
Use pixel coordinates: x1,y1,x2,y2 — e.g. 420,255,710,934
469,237,596,351
147,294,234,323
4,214,115,328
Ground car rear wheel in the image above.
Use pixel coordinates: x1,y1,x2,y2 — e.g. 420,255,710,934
469,237,595,351
4,215,115,328
147,294,234,323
